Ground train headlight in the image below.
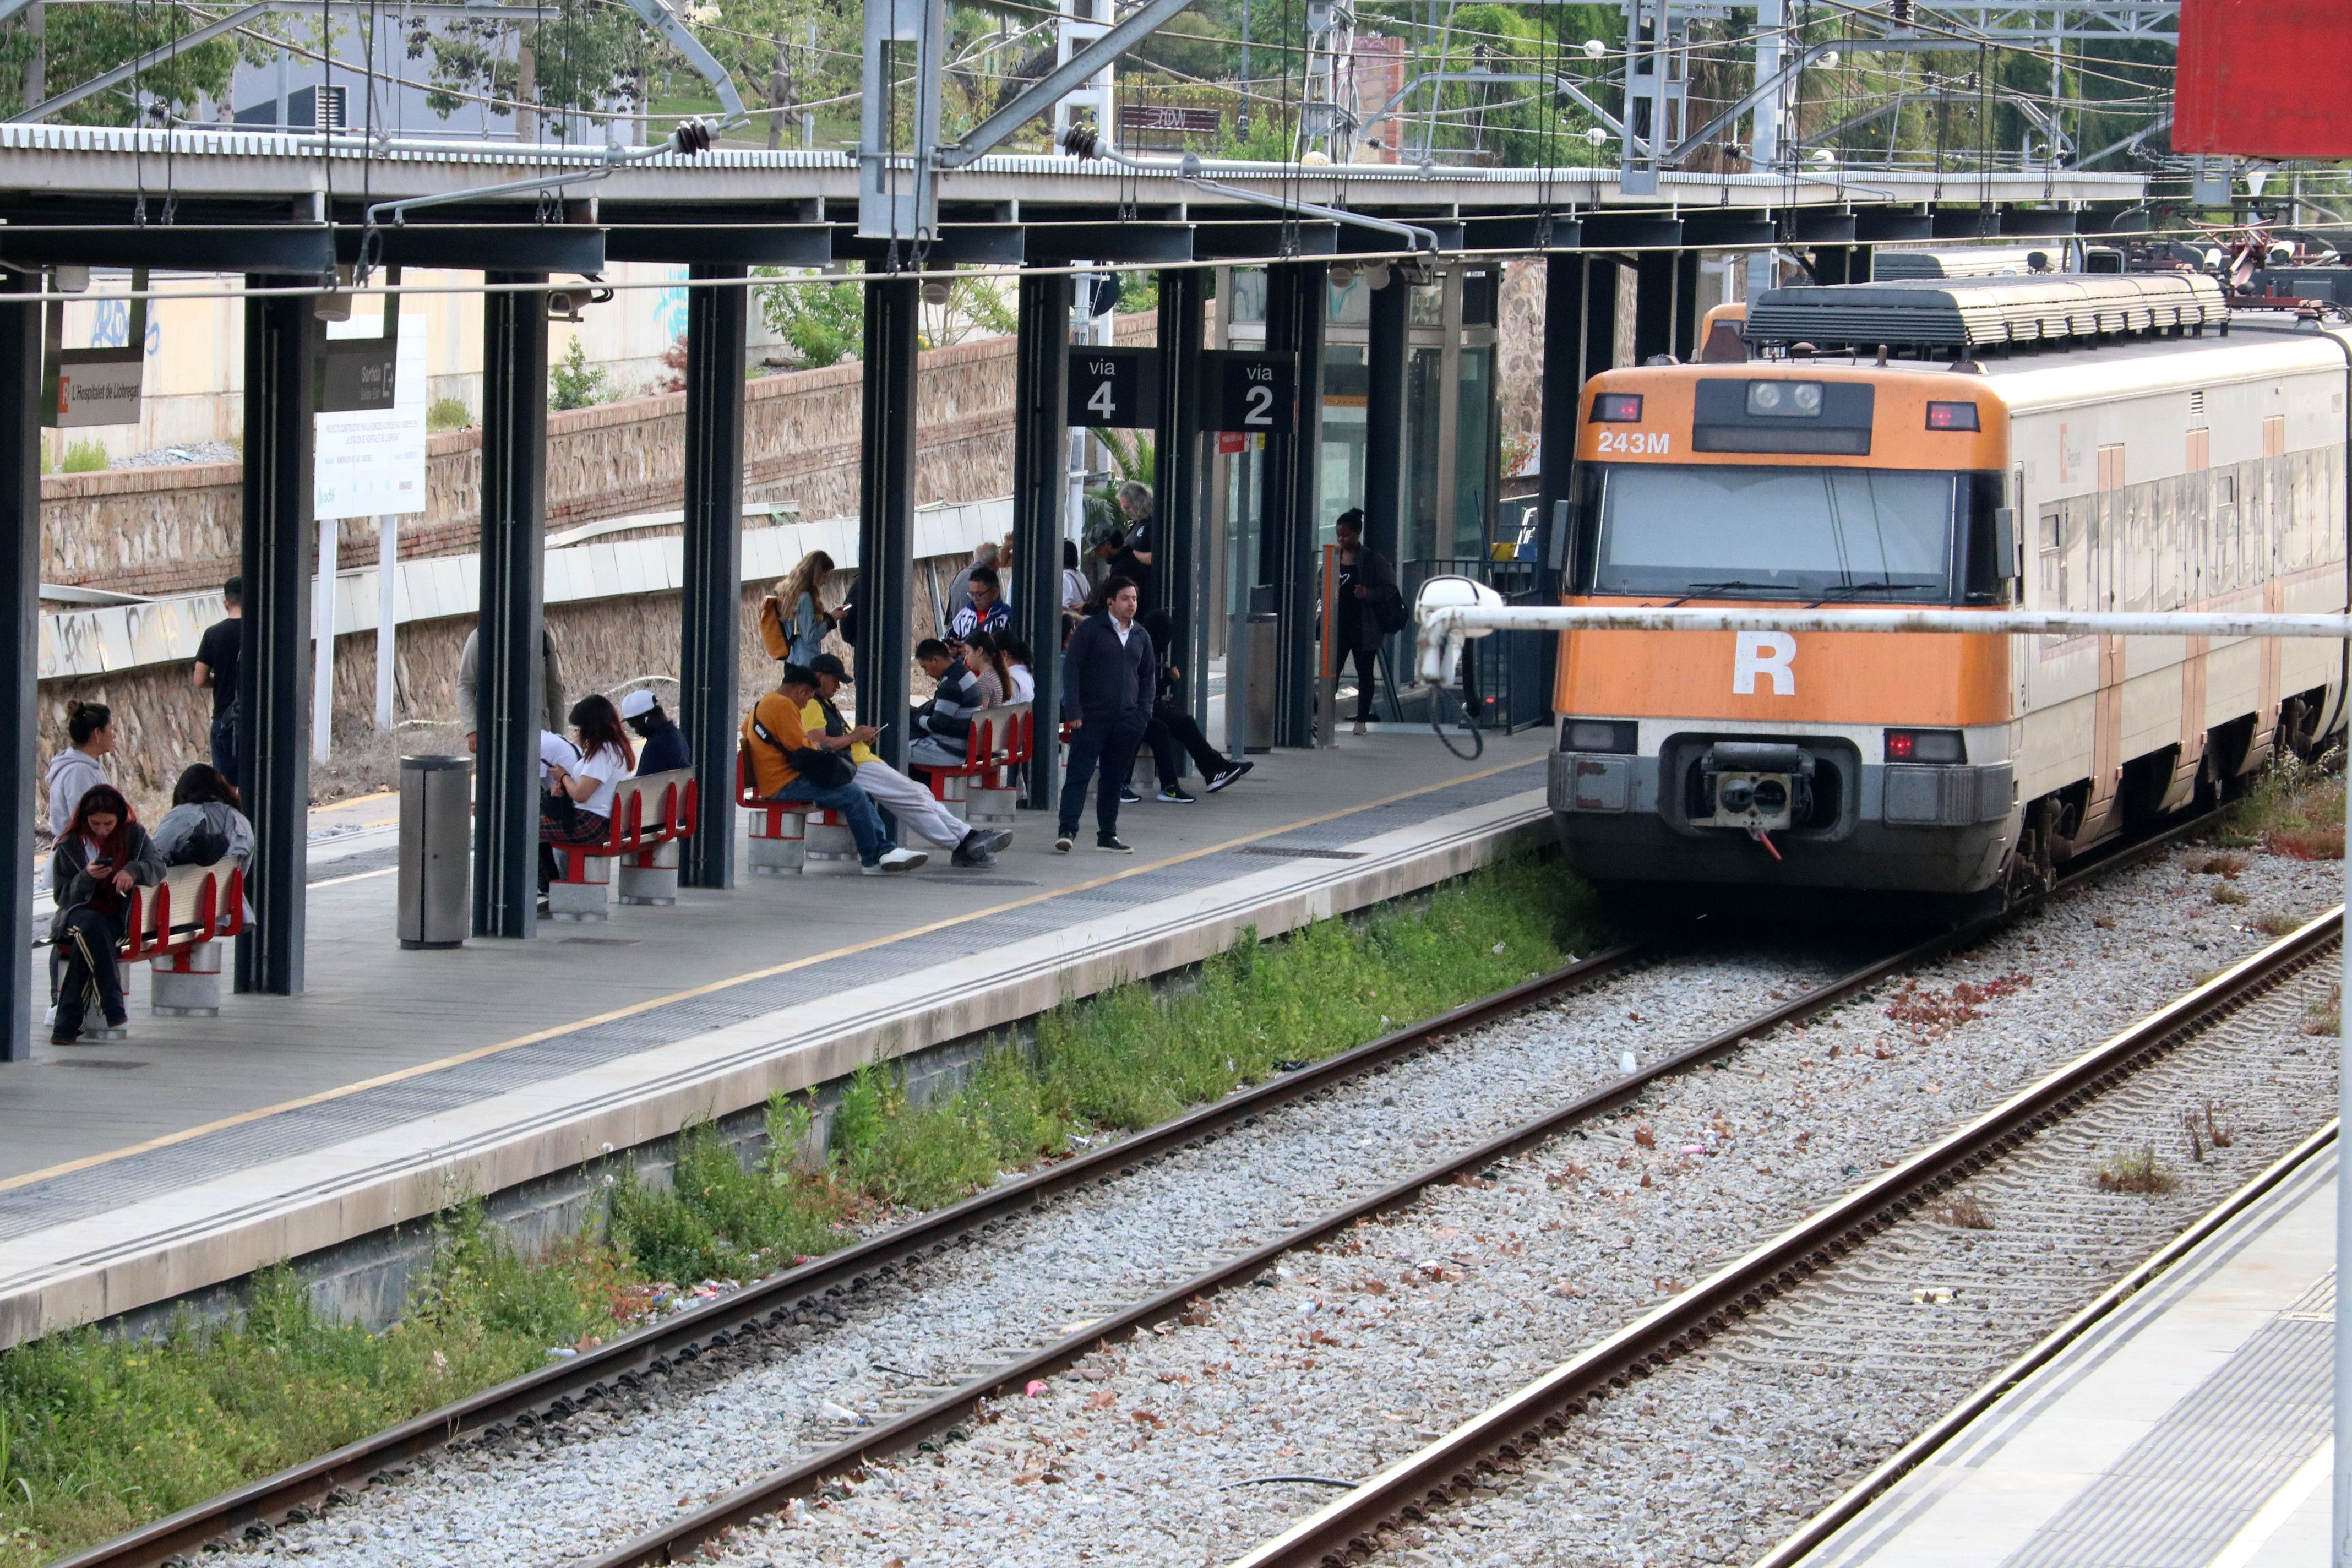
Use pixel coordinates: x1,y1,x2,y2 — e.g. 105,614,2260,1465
1751,777,1790,815
1565,720,1637,754
1746,380,1823,417
1717,776,1756,815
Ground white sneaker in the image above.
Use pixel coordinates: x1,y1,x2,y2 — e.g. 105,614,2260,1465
875,847,928,873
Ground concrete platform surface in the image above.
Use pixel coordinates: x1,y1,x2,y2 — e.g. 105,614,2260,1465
0,730,1553,1347
1805,1147,2338,1568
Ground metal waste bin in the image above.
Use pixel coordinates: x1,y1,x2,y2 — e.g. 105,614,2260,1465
1244,611,1280,753
398,755,471,949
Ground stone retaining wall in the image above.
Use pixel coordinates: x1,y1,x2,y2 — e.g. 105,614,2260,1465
41,314,1153,599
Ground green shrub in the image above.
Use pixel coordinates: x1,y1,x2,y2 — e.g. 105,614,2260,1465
426,395,472,431
60,440,108,473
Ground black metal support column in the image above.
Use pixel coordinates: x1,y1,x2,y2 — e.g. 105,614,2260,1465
680,263,746,890
1261,261,1326,747
1537,254,1590,600
1151,268,1203,647
1152,270,1206,741
1673,249,1702,363
1012,272,1069,810
1850,244,1874,285
235,282,318,993
1364,268,1409,572
857,274,918,776
1633,251,1676,364
472,273,549,940
0,273,39,1060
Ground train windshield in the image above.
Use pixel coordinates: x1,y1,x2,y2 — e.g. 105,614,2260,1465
1586,464,1963,602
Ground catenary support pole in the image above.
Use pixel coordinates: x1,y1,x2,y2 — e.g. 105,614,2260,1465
1584,255,1622,375
1632,250,1675,364
857,273,918,776
312,513,336,764
374,514,396,731
0,271,39,1061
679,262,746,890
1152,267,1204,702
236,281,318,994
2340,766,2351,1568
472,273,549,940
1012,270,1070,811
1673,249,1701,363
1262,259,1326,748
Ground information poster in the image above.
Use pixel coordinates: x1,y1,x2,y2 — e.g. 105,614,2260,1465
315,315,428,521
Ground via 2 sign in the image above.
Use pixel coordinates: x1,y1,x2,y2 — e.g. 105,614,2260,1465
1200,351,1294,434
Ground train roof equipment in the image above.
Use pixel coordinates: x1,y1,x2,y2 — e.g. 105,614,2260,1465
1743,273,2231,358
1871,246,2054,281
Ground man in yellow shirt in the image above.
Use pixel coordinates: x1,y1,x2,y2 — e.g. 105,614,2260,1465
743,665,927,875
803,654,1011,868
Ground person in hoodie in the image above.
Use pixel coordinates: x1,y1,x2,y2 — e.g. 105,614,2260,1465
46,701,116,842
49,783,163,1044
149,764,256,922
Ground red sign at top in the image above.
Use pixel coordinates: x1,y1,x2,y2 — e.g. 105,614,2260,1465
2176,0,2352,156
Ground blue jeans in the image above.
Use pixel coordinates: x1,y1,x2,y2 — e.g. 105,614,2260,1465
209,712,239,791
767,778,894,864
1058,712,1146,840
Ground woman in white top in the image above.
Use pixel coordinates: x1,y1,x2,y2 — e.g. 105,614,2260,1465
540,694,635,897
1001,636,1038,704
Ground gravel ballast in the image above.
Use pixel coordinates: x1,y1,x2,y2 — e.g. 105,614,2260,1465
696,843,2338,1568
210,840,2340,1568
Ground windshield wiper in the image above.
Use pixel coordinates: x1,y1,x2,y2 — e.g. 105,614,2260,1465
1813,581,1941,602
1669,580,1803,605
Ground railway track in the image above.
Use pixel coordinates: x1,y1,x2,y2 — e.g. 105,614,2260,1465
58,808,2233,1568
1234,911,2342,1568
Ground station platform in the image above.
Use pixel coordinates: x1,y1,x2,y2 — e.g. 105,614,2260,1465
0,728,1552,1348
1804,1142,2338,1568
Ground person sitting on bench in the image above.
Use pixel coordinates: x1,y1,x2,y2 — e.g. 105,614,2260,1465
910,638,985,769
49,783,162,1045
744,665,927,876
801,654,1009,869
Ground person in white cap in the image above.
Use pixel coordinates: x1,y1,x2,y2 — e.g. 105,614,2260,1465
619,689,692,775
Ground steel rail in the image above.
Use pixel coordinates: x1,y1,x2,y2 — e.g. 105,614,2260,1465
571,809,2225,1568
59,803,2226,1568
1234,909,2343,1568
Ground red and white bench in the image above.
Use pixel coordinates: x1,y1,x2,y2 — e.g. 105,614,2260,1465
736,747,858,875
51,861,249,1034
545,769,699,921
917,702,1031,830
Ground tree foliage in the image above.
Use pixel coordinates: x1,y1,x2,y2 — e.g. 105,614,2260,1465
0,4,252,125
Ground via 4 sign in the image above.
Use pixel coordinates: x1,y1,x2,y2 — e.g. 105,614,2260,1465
1066,347,1162,428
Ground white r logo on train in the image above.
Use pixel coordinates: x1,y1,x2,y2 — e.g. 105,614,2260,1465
1732,632,1796,696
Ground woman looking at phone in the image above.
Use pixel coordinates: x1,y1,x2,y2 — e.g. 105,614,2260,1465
50,783,163,1044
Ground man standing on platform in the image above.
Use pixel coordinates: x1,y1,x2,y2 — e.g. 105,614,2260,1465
192,577,242,788
1056,575,1152,855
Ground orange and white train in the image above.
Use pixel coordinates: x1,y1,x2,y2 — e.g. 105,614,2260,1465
1547,271,2349,898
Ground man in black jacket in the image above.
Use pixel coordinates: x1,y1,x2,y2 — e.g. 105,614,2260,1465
1057,575,1152,853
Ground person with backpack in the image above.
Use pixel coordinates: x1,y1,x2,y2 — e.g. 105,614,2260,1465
743,666,927,875
1332,508,1404,736
149,764,256,922
48,783,163,1044
759,550,836,666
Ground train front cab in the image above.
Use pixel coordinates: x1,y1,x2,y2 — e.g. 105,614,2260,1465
1550,334,2352,899
1550,362,2026,896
